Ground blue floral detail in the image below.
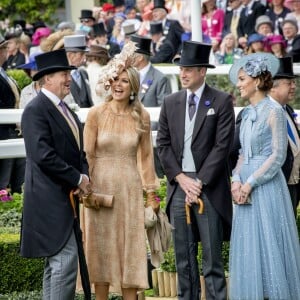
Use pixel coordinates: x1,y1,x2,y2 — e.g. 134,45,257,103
292,112,298,119
146,79,153,86
204,100,211,107
243,57,268,77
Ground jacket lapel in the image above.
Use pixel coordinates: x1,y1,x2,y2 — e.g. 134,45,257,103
192,84,215,143
42,96,80,150
173,90,186,151
139,66,154,101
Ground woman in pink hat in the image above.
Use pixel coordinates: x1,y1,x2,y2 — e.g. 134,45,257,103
266,33,288,57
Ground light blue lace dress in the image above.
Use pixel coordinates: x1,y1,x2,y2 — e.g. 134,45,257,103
230,97,300,300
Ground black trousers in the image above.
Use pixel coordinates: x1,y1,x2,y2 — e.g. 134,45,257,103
288,184,300,219
169,174,227,300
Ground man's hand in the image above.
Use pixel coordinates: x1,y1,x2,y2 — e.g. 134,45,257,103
75,174,91,196
176,173,202,206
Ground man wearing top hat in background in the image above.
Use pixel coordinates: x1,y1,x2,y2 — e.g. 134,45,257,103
157,41,235,300
149,21,175,64
89,22,121,57
268,57,300,217
151,0,184,54
64,34,93,108
131,34,171,178
20,49,90,300
79,9,96,31
106,0,127,38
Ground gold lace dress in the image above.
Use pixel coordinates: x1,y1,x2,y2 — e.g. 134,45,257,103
82,102,158,293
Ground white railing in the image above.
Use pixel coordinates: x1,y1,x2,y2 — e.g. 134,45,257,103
2,63,300,159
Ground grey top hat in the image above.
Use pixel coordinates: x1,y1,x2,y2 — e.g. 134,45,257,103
255,15,273,32
173,41,215,68
123,23,136,36
32,49,76,81
64,35,88,52
229,53,279,85
282,16,299,32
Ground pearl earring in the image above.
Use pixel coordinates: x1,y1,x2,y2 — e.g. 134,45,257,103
130,92,135,101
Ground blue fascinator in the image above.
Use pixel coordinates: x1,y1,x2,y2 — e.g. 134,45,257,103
229,53,279,85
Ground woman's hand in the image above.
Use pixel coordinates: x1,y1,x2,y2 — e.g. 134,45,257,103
231,181,242,204
240,182,252,204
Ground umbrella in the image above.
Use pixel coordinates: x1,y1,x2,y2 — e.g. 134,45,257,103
184,197,204,298
69,191,92,300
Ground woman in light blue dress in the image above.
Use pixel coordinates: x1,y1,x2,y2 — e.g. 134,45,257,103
229,53,300,300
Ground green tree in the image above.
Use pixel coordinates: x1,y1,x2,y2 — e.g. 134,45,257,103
0,0,64,26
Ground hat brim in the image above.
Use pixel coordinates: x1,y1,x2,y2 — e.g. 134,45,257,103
17,61,37,70
64,47,89,52
273,74,299,79
33,65,76,81
135,49,152,56
0,40,8,48
229,53,279,85
173,57,216,68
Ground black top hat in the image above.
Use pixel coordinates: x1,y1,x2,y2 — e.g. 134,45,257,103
173,41,215,68
273,56,298,79
150,22,163,35
131,34,152,56
13,20,26,30
33,49,76,81
113,0,125,7
91,22,107,37
79,9,95,21
153,0,168,12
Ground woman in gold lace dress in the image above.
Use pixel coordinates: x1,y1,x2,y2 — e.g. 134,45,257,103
82,41,159,300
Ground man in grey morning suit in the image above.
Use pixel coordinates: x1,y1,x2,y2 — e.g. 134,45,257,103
20,49,90,300
157,41,235,300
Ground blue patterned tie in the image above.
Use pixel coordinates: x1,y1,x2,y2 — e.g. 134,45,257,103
287,120,296,145
188,93,196,120
72,70,81,88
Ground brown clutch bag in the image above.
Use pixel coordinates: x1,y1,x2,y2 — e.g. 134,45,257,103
81,192,114,209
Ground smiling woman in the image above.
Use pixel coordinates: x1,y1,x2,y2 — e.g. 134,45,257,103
82,41,159,300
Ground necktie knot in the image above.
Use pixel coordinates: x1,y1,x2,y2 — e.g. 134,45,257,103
188,93,196,120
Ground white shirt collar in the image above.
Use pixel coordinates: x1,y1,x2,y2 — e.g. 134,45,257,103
139,62,151,83
41,87,62,106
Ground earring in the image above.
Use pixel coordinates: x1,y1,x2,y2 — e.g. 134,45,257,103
255,85,258,91
130,92,135,101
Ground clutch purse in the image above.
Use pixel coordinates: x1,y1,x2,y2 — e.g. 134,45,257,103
81,192,114,209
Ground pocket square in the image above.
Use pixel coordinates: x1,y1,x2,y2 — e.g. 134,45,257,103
207,108,215,115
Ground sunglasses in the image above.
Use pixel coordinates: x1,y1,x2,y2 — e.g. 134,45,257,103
81,18,93,23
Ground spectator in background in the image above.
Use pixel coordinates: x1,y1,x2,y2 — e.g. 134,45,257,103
215,32,244,64
106,0,127,38
246,33,266,54
30,27,52,55
266,0,291,35
282,16,300,62
64,35,93,108
222,0,243,40
2,27,25,70
79,9,96,33
255,15,274,36
265,33,287,57
19,32,31,63
89,22,121,58
136,0,153,36
269,56,300,217
237,0,266,48
152,0,184,54
286,0,300,32
149,21,175,63
85,45,110,105
110,12,127,49
202,0,225,52
0,34,24,196
131,34,172,177
99,3,116,26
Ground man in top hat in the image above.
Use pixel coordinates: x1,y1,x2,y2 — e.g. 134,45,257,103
131,34,171,177
149,21,175,63
282,16,300,62
268,56,300,217
20,49,90,299
63,34,93,107
157,41,235,300
89,22,121,57
151,0,184,54
79,9,96,28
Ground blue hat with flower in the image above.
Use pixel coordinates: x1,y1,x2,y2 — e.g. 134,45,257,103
229,53,280,85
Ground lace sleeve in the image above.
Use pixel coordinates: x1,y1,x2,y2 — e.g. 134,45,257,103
247,106,287,188
232,150,244,182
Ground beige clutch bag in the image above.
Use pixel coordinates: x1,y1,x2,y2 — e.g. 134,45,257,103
81,192,114,209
